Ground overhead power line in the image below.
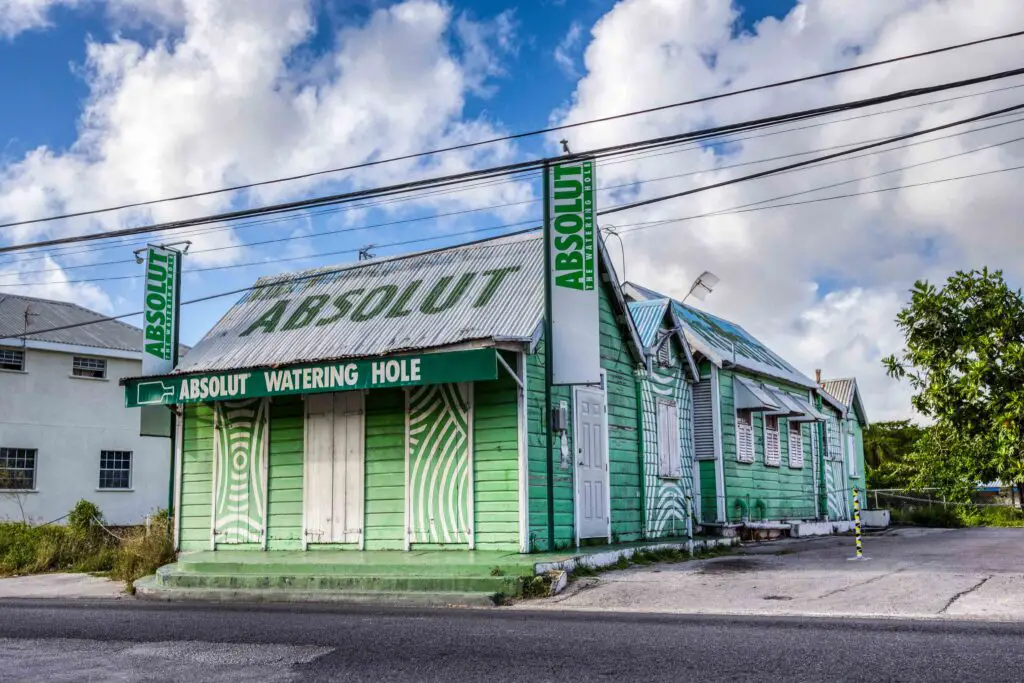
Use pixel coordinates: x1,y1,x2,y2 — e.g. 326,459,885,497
7,157,1023,341
598,101,1024,216
6,64,1024,256
6,110,1024,284
2,28,1022,232
6,77,1023,268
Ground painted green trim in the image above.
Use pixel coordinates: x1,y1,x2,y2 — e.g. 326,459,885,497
125,349,499,407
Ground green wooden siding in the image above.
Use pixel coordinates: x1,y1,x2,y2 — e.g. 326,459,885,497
179,404,214,551
363,388,406,550
472,351,520,551
526,338,574,552
266,396,304,550
600,290,642,544
527,280,643,551
719,368,818,522
699,460,717,522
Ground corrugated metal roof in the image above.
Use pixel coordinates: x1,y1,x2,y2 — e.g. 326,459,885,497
628,300,670,348
820,378,855,408
623,282,816,389
175,232,546,374
0,293,142,352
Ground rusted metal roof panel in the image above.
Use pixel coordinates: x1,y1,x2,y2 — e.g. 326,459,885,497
175,233,545,374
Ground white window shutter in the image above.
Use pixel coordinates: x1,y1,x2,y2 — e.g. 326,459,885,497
788,421,804,468
656,400,682,478
735,410,754,463
764,415,781,466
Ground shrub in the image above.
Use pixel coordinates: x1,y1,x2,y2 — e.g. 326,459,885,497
110,515,175,586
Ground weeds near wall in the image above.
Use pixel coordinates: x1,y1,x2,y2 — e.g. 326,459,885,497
0,500,174,590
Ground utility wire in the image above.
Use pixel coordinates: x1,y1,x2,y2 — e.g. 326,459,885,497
7,77,1023,268
7,110,1024,283
6,64,1024,256
4,28,1023,232
6,146,1023,302
598,101,1024,216
6,158,1022,340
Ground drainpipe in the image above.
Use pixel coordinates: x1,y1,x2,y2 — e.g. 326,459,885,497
635,366,648,540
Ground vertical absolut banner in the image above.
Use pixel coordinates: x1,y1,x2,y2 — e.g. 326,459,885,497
546,158,600,385
142,245,181,376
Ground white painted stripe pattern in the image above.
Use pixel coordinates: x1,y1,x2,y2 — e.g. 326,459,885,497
213,398,267,544
408,383,470,545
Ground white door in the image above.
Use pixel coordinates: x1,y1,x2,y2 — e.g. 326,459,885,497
575,387,608,540
304,392,365,544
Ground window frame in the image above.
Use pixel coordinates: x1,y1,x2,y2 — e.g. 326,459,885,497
846,426,858,478
655,398,682,479
0,347,25,372
788,420,804,469
763,414,781,467
0,447,38,491
98,450,133,491
72,355,108,380
735,408,755,463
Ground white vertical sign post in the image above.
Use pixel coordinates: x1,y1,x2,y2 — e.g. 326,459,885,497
139,244,184,533
546,158,600,386
142,245,181,377
542,157,600,551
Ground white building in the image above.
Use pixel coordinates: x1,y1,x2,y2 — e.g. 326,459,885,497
0,294,170,525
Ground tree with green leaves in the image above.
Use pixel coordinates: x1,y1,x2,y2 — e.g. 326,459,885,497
884,267,1024,506
863,420,926,489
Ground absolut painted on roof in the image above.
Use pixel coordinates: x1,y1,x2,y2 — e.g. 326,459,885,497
172,234,545,375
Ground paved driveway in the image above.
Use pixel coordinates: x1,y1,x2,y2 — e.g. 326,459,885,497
522,527,1024,620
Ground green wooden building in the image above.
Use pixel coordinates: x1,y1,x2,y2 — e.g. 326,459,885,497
623,283,867,529
818,377,869,520
627,299,700,540
123,232,666,558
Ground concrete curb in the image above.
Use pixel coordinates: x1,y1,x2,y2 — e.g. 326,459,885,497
534,538,739,575
133,575,499,607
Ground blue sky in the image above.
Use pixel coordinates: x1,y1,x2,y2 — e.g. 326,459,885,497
0,0,798,344
7,0,1015,421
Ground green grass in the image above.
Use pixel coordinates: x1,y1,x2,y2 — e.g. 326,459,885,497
0,500,175,590
889,504,1024,528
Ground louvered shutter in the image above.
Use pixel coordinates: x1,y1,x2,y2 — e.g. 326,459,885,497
764,415,781,466
736,410,754,463
693,378,715,460
657,400,682,477
788,421,804,468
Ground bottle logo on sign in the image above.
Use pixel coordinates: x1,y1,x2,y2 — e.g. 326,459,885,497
551,161,595,292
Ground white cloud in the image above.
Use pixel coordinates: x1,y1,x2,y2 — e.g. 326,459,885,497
0,0,532,272
557,0,1024,420
0,253,113,312
554,21,583,78
0,0,82,37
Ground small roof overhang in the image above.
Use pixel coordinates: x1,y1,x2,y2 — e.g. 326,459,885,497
734,376,782,412
783,394,829,422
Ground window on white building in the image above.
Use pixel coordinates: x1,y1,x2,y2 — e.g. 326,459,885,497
764,415,781,467
0,448,37,490
656,400,682,478
73,356,107,379
99,451,132,490
789,420,804,468
735,409,755,463
0,347,25,372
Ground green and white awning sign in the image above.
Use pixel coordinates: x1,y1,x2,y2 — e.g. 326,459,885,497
124,348,498,408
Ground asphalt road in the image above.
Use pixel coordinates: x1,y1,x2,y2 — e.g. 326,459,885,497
1,601,1023,682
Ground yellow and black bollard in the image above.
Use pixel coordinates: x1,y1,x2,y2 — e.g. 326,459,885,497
848,487,868,561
